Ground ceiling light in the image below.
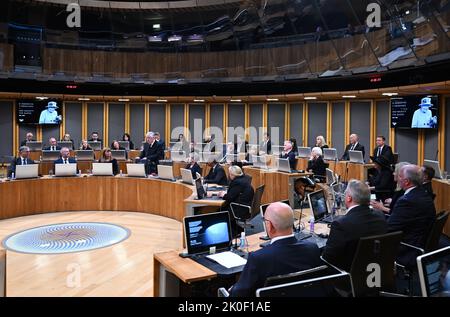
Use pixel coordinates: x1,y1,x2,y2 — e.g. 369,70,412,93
78,97,90,101
36,96,48,100
118,98,130,102
194,99,205,103
382,92,398,97
156,99,167,102
304,97,317,100
342,95,356,98
230,99,242,102
153,24,161,30
267,98,279,102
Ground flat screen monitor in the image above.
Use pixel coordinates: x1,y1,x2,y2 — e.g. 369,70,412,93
118,141,130,150
391,95,439,129
183,211,232,255
308,190,330,221
17,99,63,125
417,246,450,297
323,148,337,161
423,159,442,179
195,177,206,199
298,147,311,158
26,141,42,151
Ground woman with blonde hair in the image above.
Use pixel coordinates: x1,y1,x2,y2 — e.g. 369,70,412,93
315,135,329,150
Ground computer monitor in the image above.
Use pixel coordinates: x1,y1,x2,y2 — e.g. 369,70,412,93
54,163,77,177
326,168,336,185
298,147,311,158
183,211,232,255
349,150,364,164
180,168,195,185
417,246,450,297
126,163,146,177
75,150,94,161
118,141,130,150
88,141,102,151
423,159,443,179
195,177,206,199
15,164,39,179
26,141,42,151
256,272,352,297
157,165,175,181
323,148,338,161
277,158,291,173
111,150,126,161
92,163,113,176
41,150,60,162
308,190,330,222
57,141,73,149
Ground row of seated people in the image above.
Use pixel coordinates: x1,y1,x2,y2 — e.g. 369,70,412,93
7,146,121,177
227,166,437,296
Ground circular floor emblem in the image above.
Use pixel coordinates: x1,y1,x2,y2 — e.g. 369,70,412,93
2,222,130,254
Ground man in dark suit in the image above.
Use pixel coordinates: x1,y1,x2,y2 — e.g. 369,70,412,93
388,164,436,267
229,202,321,297
259,133,271,155
372,135,394,165
341,133,365,161
154,132,166,160
88,132,102,147
281,140,297,170
185,153,202,178
218,165,254,210
421,165,435,200
43,137,61,151
20,132,35,147
139,131,164,175
54,147,77,165
323,179,388,271
204,158,228,186
8,146,35,177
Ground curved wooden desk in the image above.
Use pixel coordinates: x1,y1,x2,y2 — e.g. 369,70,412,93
0,176,196,222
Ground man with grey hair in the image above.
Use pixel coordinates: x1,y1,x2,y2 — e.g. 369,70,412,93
341,133,365,161
8,146,35,177
229,202,321,297
388,164,436,266
281,140,296,170
139,131,163,175
323,179,387,271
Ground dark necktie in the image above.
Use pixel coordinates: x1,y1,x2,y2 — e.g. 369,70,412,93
377,147,382,157
350,144,355,151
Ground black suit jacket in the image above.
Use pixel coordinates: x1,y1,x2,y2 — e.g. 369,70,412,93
307,156,327,176
341,142,365,161
185,162,201,178
421,182,435,200
388,187,436,266
369,167,395,200
230,237,321,297
54,157,77,164
140,142,163,162
323,205,388,271
372,145,394,164
281,151,297,170
204,164,228,186
222,174,254,210
7,157,35,177
43,146,62,151
259,140,271,154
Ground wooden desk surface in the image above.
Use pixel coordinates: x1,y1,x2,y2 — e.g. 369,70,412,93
432,179,450,236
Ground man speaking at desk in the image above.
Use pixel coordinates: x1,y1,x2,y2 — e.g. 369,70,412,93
139,131,163,175
229,202,321,297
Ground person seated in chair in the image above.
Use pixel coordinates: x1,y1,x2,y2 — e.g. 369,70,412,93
307,147,327,182
293,176,317,209
368,155,395,202
44,137,61,151
229,202,321,297
217,165,254,211
323,180,388,271
203,158,228,186
54,147,77,165
185,153,202,179
8,146,35,177
281,140,296,170
421,165,436,200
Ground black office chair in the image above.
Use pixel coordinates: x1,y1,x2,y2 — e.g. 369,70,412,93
322,231,403,297
241,185,265,230
396,211,449,295
230,202,252,237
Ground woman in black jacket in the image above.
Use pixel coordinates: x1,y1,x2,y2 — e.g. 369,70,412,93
99,148,119,175
307,147,327,179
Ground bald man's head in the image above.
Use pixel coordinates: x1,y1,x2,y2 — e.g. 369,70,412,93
265,202,294,236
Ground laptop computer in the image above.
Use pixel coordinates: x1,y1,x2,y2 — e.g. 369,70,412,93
183,211,232,256
349,150,364,164
323,148,338,161
126,163,146,177
171,150,186,162
423,159,443,179
277,158,292,173
298,147,312,158
15,164,39,179
75,150,95,161
157,165,176,181
92,163,113,176
41,150,61,162
88,141,102,151
57,141,73,149
118,141,130,150
417,246,450,297
26,141,42,151
180,168,195,185
326,168,336,185
111,150,126,160
54,163,77,177
308,190,338,224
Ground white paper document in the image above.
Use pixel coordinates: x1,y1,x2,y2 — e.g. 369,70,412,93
206,251,247,269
